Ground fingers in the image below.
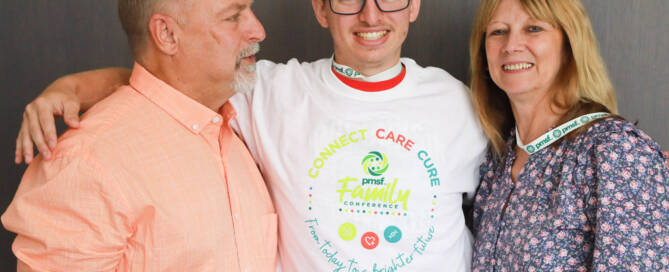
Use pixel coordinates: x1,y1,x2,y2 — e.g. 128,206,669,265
37,103,58,149
18,119,35,164
15,131,23,164
63,101,81,128
25,105,51,160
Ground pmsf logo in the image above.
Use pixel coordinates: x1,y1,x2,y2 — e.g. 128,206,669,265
361,151,389,176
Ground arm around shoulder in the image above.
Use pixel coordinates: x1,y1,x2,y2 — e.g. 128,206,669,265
67,67,131,110
15,67,131,164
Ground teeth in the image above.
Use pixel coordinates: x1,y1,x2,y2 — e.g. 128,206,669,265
504,63,534,71
357,31,388,40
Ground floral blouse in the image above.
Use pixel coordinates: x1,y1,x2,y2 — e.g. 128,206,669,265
471,118,668,271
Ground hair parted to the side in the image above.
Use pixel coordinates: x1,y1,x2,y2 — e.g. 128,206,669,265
469,0,618,157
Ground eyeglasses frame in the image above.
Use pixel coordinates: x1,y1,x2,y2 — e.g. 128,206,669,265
329,0,412,15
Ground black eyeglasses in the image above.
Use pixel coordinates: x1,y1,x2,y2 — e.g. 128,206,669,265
329,0,411,15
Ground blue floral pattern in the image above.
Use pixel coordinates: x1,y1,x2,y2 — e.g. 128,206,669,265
472,118,669,271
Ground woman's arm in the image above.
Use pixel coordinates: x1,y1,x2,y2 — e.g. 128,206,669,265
589,127,668,271
16,67,131,164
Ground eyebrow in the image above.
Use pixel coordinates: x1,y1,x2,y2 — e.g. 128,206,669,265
216,3,246,17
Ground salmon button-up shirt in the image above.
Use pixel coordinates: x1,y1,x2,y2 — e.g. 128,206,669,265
2,63,277,271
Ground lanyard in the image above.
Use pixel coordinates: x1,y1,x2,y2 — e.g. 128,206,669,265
332,61,364,79
331,59,403,81
516,112,610,154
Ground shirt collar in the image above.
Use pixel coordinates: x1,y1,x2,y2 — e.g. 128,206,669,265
331,56,403,82
331,65,406,92
129,62,227,134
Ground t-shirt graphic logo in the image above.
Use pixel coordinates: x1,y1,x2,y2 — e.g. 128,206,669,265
361,151,389,176
304,129,441,270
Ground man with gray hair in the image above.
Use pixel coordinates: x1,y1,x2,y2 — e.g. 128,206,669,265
2,0,277,270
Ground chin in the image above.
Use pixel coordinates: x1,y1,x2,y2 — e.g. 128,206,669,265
502,87,545,101
231,65,256,94
357,51,393,65
494,80,530,93
501,87,526,95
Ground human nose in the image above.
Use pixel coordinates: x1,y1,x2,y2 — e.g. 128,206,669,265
245,10,266,43
503,29,525,54
359,0,382,25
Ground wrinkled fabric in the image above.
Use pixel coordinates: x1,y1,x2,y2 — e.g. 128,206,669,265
2,63,277,271
472,118,669,272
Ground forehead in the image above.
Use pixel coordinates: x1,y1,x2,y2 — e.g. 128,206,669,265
489,0,531,22
192,0,252,12
489,0,557,26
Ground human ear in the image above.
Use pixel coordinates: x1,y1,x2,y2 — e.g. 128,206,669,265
312,0,330,28
147,14,180,55
409,0,421,23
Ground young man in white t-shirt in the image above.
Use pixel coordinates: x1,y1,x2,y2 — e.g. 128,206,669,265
16,0,487,271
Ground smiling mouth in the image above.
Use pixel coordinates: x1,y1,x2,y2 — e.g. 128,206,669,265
355,30,389,40
503,63,534,71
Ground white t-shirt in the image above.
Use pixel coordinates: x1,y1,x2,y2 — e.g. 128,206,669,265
230,58,487,272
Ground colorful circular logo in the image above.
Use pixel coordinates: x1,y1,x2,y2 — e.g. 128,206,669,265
552,129,562,138
580,116,590,123
384,226,402,243
361,151,389,176
361,232,380,250
338,223,357,241
526,145,536,153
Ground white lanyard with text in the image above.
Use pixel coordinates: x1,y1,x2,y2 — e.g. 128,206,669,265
332,62,364,79
331,59,403,81
516,112,610,154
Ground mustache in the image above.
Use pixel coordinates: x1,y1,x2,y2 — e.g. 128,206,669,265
236,43,260,65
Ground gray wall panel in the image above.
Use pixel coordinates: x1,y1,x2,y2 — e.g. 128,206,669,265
582,0,668,147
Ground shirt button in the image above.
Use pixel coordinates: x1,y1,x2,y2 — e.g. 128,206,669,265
212,116,221,123
192,124,199,131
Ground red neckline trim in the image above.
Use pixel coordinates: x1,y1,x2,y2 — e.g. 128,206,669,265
332,65,406,92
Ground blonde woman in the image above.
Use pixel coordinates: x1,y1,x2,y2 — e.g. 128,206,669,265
469,0,668,270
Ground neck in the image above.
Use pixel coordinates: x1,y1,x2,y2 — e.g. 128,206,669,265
333,52,401,77
510,92,564,144
143,55,234,112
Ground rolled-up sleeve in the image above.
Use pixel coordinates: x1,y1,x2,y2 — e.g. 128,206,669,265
2,155,131,271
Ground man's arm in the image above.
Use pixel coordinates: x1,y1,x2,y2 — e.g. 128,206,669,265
2,154,131,271
16,67,130,164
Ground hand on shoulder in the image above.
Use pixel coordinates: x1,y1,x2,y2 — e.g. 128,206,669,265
16,75,82,164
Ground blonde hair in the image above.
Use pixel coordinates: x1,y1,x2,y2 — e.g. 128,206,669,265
469,0,618,156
